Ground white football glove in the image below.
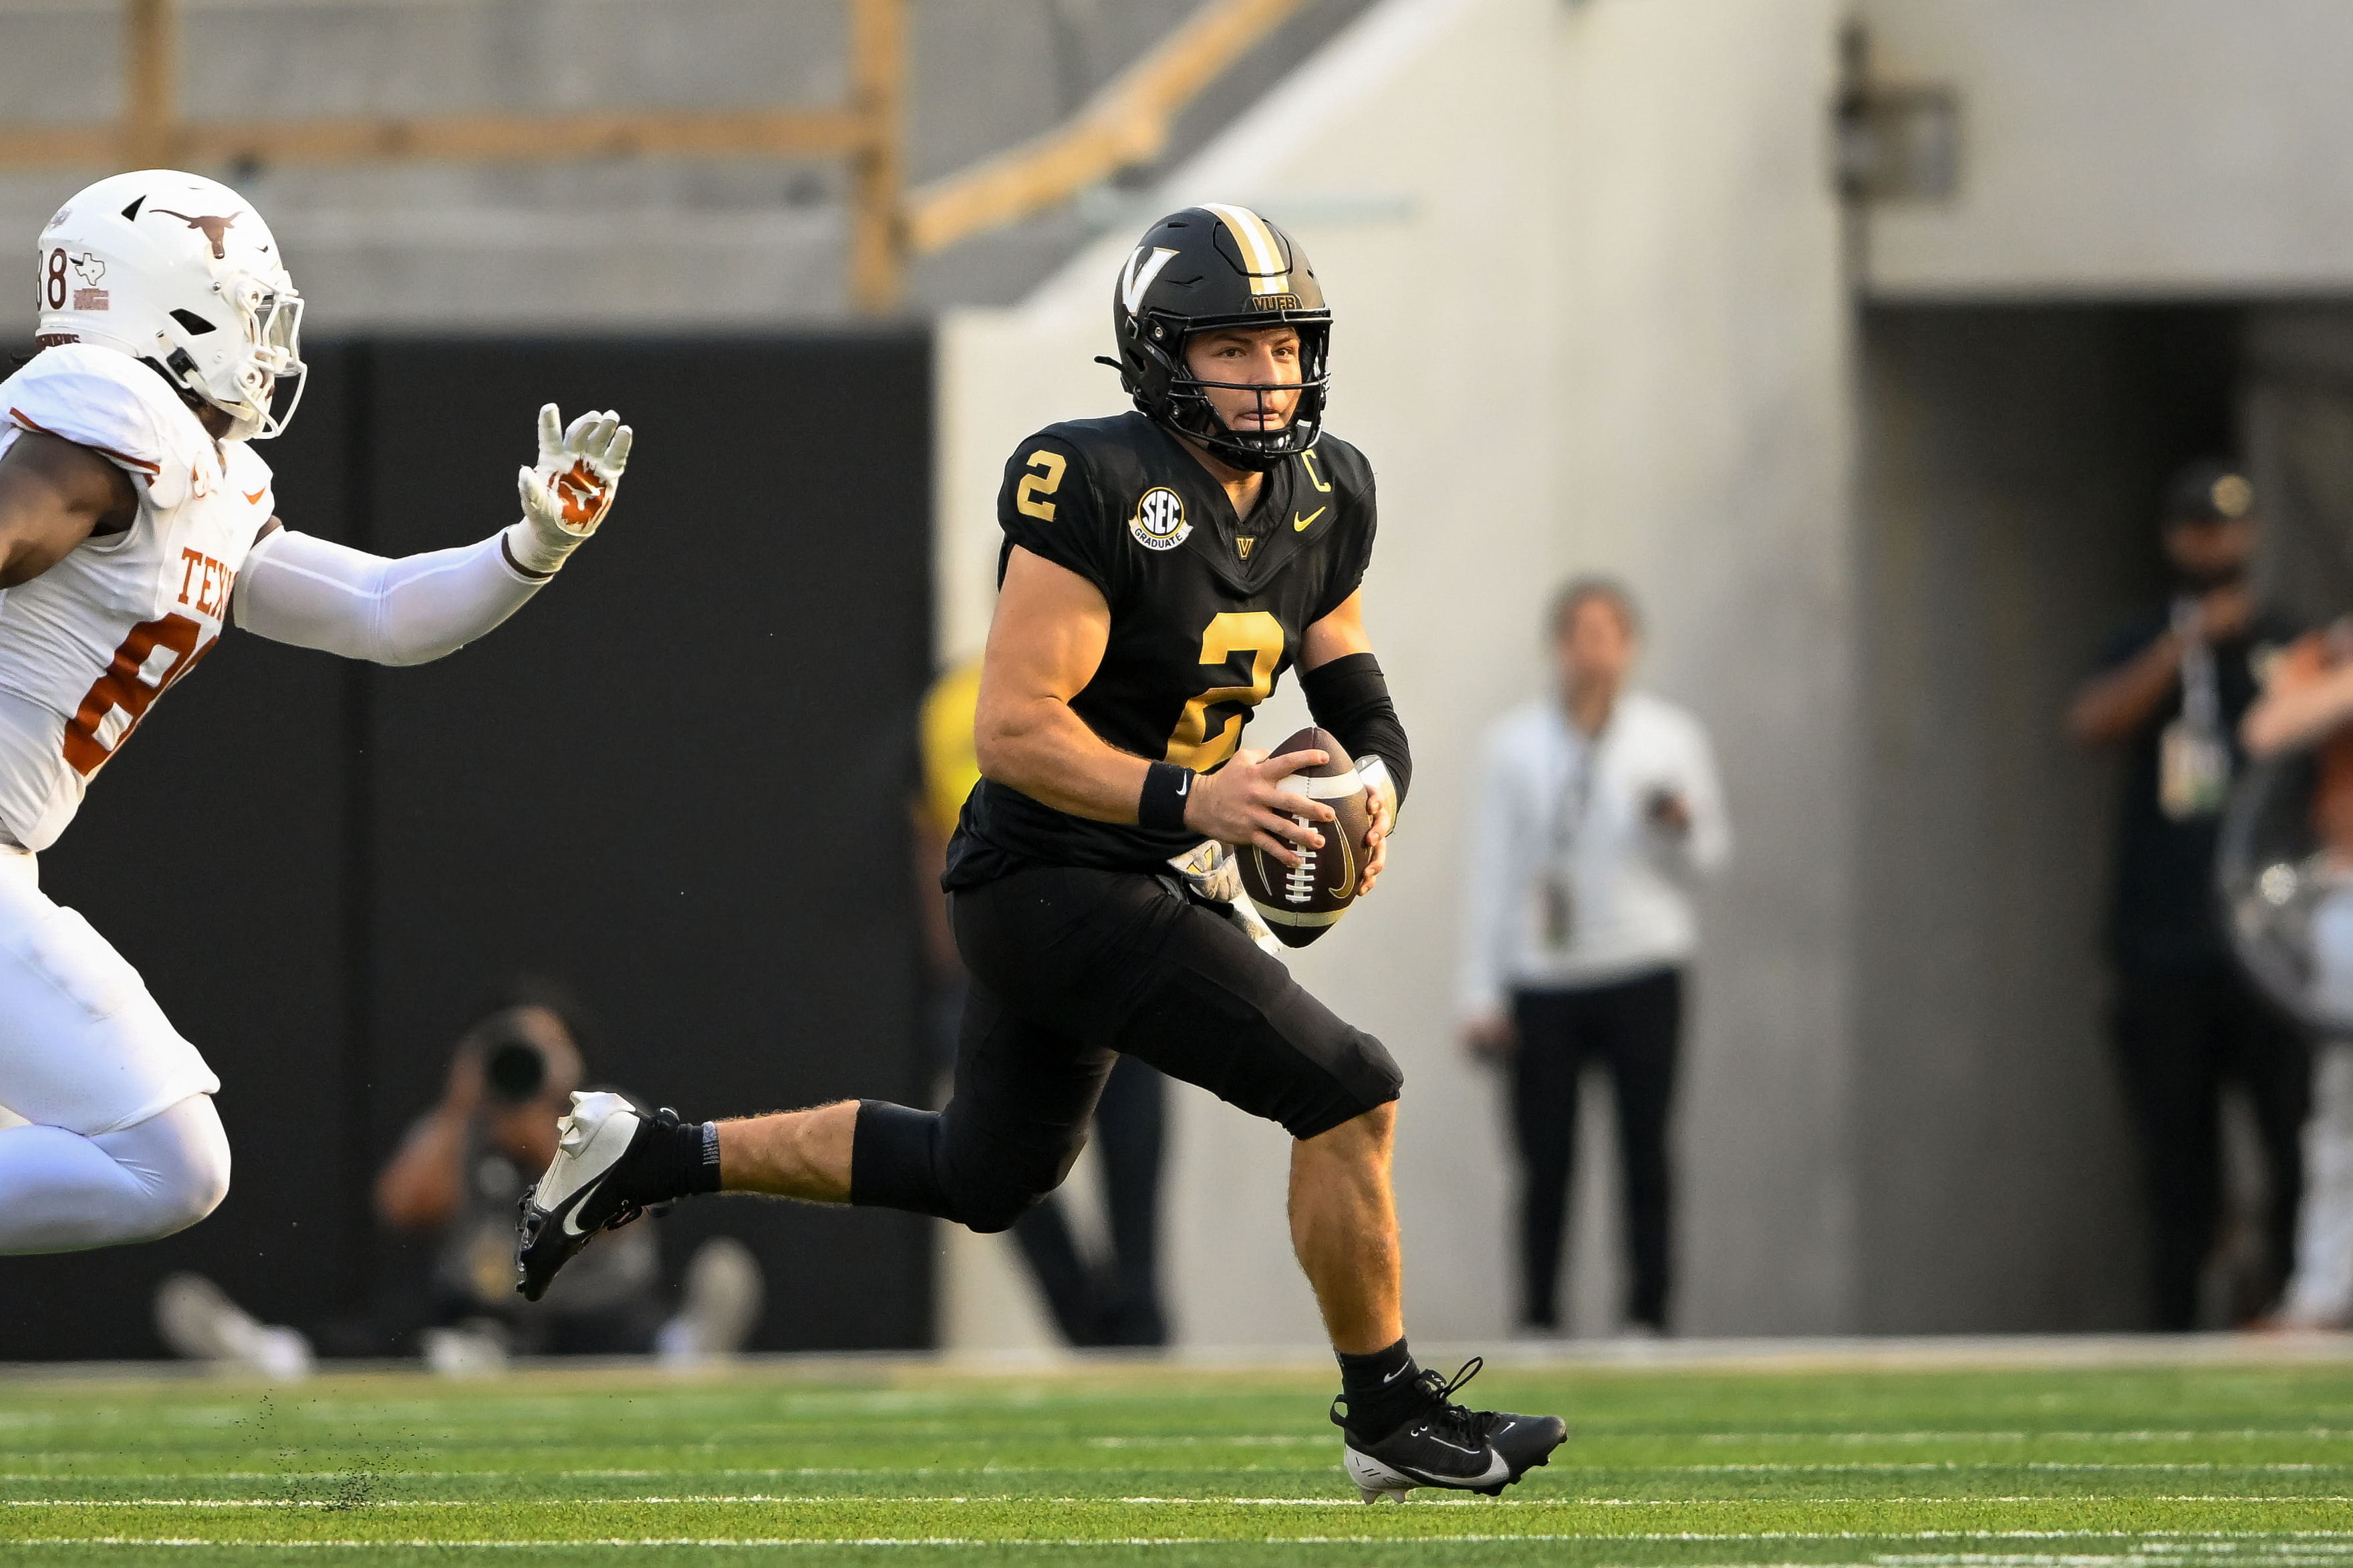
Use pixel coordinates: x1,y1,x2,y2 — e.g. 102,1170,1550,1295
505,404,632,577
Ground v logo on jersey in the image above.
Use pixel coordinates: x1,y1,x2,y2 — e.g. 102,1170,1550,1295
1120,246,1180,316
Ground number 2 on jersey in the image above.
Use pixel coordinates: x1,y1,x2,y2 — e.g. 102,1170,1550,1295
1165,611,1284,771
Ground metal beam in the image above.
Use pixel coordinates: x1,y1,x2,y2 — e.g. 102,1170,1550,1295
847,0,909,313
902,0,1308,257
122,0,177,170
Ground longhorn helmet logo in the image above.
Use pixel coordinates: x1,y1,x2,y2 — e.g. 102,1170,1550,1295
150,208,241,261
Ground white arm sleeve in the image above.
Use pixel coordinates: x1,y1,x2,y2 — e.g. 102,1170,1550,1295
231,528,545,667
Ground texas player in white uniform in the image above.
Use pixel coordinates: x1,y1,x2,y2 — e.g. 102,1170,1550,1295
0,170,632,1254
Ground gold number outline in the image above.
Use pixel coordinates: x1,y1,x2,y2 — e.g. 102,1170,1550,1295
1165,610,1285,770
1300,448,1333,493
1017,449,1067,520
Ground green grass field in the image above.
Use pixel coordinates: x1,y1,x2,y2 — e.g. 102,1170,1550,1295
0,1350,2348,1566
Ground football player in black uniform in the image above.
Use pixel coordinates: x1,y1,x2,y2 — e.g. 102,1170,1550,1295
517,204,1566,1501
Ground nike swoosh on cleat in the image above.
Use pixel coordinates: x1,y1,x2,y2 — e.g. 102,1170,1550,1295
557,1181,606,1237
1395,1450,1511,1488
1293,507,1326,532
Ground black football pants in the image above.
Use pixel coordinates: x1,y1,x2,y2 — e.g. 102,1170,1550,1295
853,864,1402,1235
2110,966,2309,1329
1009,1052,1169,1346
1510,969,1683,1332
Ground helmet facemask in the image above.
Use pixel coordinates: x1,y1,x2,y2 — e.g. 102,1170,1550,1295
1129,313,1330,473
162,269,306,442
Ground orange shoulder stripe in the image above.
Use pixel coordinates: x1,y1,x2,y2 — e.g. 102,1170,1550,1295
7,407,164,475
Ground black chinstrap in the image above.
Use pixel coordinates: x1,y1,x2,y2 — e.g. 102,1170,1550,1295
1161,375,1329,472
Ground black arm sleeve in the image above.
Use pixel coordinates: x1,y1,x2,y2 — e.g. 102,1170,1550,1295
1300,651,1411,806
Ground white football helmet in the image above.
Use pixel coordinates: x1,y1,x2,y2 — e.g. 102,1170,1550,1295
35,170,305,441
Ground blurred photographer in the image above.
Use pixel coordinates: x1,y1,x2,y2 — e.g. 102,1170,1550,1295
2069,460,2308,1329
156,987,760,1372
375,991,758,1362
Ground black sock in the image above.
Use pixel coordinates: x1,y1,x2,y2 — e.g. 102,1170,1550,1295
1335,1338,1424,1440
631,1108,722,1201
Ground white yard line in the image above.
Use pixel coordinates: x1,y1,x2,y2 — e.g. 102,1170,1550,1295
9,1495,2353,1509
13,1542,2353,1551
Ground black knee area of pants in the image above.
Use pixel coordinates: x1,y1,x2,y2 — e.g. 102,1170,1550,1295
949,1174,1047,1236
1286,1028,1403,1140
848,1099,1051,1235
849,1100,950,1217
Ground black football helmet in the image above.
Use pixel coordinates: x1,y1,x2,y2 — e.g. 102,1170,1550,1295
1105,204,1331,472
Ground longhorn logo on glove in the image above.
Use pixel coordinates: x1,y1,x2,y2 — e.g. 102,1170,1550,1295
551,460,609,527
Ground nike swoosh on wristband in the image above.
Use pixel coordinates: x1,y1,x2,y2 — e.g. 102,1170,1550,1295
1175,774,1190,796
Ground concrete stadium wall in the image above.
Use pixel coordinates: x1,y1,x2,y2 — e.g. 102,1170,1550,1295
934,0,1856,1350
1858,0,2353,299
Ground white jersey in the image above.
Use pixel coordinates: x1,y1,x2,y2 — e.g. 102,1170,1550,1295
0,345,273,850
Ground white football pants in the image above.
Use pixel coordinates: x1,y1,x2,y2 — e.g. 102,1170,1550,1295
0,848,227,1252
0,1092,229,1253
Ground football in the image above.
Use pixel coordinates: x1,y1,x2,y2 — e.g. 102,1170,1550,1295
1238,726,1374,948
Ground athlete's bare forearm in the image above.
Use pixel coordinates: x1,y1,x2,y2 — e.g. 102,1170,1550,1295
979,689,1154,823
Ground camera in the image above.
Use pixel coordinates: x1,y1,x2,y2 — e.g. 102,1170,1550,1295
480,1027,547,1106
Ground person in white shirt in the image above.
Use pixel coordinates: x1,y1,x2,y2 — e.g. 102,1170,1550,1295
0,169,630,1257
1458,578,1729,1335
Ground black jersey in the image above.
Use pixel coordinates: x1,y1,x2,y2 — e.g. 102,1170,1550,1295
943,411,1377,889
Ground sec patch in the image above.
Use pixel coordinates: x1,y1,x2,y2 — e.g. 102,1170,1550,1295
1129,486,1190,551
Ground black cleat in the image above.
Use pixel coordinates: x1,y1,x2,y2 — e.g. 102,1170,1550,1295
1333,1358,1567,1502
515,1091,681,1301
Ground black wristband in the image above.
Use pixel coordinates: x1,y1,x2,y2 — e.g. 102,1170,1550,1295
1138,760,1196,832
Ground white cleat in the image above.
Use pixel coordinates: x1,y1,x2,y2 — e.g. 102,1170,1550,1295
515,1090,665,1301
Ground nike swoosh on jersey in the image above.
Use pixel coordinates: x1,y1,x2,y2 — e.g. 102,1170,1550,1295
1293,507,1327,532
243,488,267,505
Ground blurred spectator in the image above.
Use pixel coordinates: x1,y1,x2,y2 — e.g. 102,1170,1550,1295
916,657,1169,1346
1458,578,1729,1337
2068,460,2308,1329
157,984,762,1372
2240,622,2353,1327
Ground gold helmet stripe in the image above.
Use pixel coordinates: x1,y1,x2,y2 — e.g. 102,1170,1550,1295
1202,202,1292,296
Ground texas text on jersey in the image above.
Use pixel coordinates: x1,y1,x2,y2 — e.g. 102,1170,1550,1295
942,411,1375,887
0,344,276,850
